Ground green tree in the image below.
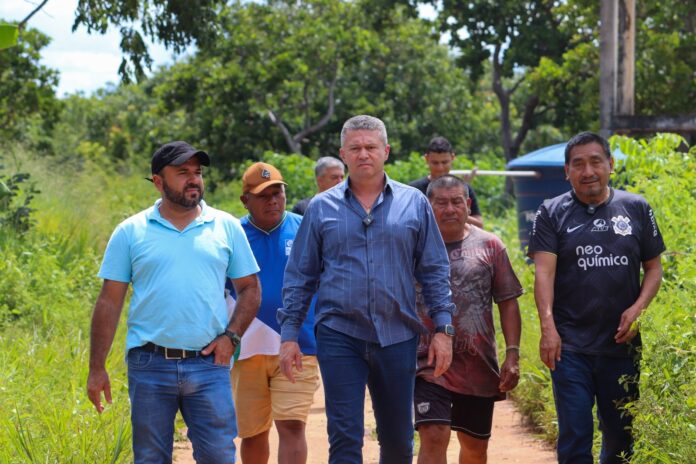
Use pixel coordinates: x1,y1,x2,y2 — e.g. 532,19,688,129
148,0,497,168
528,0,696,138
431,0,574,164
72,0,226,82
0,26,60,147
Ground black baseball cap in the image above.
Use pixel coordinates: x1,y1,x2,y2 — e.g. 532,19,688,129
150,141,210,176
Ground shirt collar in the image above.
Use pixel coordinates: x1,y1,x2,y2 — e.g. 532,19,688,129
570,188,614,209
342,173,394,199
147,199,214,228
245,211,288,235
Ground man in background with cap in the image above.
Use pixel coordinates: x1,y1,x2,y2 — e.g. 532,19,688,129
87,141,261,463
230,162,319,464
291,156,345,215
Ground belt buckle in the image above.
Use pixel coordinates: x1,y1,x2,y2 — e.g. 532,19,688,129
164,347,183,360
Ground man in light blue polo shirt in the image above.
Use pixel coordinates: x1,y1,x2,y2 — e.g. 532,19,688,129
86,141,261,464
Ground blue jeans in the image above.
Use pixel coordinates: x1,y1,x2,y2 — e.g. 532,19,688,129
127,347,237,463
316,323,417,464
551,350,639,464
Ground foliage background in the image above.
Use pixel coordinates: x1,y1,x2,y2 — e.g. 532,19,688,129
1,0,695,461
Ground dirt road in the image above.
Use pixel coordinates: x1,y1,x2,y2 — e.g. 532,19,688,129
174,377,556,463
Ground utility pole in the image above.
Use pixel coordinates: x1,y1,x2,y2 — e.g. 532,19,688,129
599,0,635,138
600,0,695,137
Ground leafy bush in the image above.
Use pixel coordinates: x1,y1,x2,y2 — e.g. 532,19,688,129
613,134,695,463
0,169,40,235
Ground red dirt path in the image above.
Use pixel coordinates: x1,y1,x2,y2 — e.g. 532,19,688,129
173,376,556,463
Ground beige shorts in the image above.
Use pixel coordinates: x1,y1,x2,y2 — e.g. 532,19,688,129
231,354,319,438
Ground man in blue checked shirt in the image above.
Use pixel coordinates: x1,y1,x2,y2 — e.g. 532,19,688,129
279,115,455,463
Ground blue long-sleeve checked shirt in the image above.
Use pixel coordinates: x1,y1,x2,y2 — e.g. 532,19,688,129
279,175,454,347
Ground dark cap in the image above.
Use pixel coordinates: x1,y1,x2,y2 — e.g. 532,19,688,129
151,141,210,175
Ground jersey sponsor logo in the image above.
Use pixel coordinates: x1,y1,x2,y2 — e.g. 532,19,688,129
575,244,629,270
416,401,430,414
591,218,609,232
611,215,632,236
566,224,583,233
285,239,293,256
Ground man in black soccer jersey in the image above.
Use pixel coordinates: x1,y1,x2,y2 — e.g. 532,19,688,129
528,132,665,464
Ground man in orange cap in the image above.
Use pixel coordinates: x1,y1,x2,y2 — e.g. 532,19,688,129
229,162,319,464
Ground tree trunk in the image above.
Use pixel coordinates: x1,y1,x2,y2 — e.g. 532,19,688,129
491,45,541,197
267,72,338,155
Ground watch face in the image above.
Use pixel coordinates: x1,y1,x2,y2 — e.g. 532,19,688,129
436,324,455,336
225,330,241,345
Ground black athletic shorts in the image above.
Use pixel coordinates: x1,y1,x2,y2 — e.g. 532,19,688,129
413,377,495,439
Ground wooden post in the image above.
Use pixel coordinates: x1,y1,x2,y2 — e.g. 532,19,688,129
599,0,617,138
616,0,635,115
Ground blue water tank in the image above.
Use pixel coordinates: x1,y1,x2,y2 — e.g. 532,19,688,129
506,143,625,250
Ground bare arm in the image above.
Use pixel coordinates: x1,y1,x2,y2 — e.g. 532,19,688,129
227,274,262,335
498,298,521,392
615,255,663,343
202,274,261,364
467,215,484,228
532,251,562,370
87,279,129,413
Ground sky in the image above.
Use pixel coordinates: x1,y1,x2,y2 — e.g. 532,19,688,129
0,0,173,96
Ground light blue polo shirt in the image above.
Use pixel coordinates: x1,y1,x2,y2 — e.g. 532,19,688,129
98,199,260,352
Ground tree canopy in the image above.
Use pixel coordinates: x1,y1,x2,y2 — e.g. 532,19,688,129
138,0,498,168
2,0,693,177
0,26,60,146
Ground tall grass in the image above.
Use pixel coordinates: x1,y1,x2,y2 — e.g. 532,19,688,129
0,147,143,462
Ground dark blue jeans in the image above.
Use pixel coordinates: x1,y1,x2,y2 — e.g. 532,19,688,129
316,323,417,464
127,347,237,463
551,350,640,464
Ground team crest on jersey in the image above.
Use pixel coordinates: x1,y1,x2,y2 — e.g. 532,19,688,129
261,169,271,179
611,215,632,236
285,239,293,255
416,402,430,414
591,218,609,232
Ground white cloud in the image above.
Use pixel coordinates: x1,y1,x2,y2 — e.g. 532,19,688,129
1,0,175,96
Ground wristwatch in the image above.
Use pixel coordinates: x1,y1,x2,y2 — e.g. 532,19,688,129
435,324,455,337
223,329,241,347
